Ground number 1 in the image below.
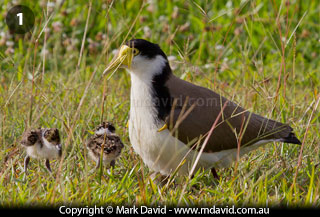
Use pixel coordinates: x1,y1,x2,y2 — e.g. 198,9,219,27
17,13,23,25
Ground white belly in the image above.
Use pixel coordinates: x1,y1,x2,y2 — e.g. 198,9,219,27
129,117,197,175
26,141,60,160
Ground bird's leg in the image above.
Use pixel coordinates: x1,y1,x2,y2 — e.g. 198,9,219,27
24,155,30,174
150,171,157,181
95,158,101,170
105,160,116,175
211,168,219,179
149,171,168,186
45,159,52,173
110,160,115,168
157,123,168,132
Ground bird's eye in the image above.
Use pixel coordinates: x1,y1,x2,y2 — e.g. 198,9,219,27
108,124,115,132
133,48,139,56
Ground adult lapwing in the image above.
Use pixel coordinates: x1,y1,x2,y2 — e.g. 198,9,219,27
21,128,62,173
103,39,301,178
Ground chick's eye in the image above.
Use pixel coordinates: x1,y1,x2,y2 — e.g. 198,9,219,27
133,48,139,56
108,125,115,132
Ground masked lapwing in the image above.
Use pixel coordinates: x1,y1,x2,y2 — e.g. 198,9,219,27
21,128,62,173
103,39,301,178
86,122,124,170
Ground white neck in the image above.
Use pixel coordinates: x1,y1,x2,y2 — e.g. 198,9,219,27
128,55,168,129
95,128,113,135
129,72,156,125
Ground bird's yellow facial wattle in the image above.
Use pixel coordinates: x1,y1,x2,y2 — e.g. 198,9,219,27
103,45,139,75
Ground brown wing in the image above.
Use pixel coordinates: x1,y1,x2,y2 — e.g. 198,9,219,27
87,134,124,155
165,75,299,152
87,134,103,156
21,130,40,146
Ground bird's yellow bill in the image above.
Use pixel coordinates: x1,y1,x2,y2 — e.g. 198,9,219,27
157,123,168,132
103,45,134,76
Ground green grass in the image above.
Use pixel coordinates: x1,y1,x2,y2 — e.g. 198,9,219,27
0,0,319,207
